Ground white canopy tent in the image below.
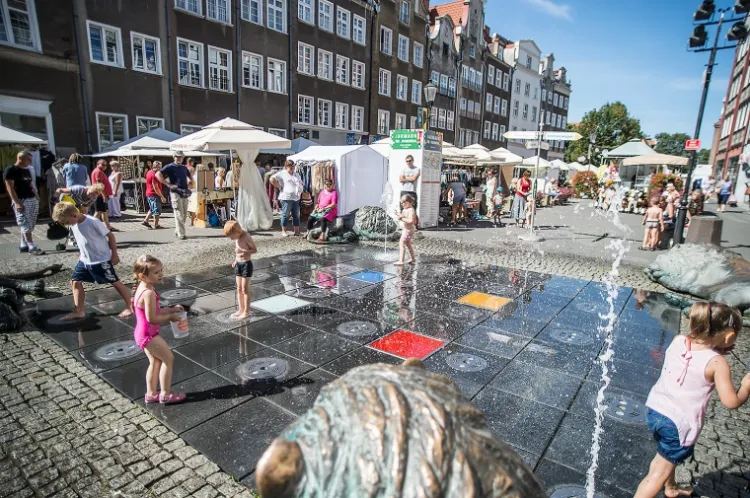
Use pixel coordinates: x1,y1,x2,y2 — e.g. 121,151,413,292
521,156,552,168
551,159,569,171
0,124,45,145
568,161,585,171
491,147,523,165
287,145,388,215
621,153,689,167
170,118,290,231
620,153,689,189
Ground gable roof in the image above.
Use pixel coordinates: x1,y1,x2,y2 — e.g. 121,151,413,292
607,139,655,158
431,0,466,26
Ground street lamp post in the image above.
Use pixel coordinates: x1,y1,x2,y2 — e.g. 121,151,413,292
529,121,545,236
675,3,748,245
423,83,438,130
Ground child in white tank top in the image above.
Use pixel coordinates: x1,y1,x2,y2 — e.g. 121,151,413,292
635,302,750,498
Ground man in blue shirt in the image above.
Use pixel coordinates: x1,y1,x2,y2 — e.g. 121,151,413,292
156,152,191,240
62,153,89,188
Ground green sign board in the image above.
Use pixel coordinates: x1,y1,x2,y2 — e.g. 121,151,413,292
391,130,420,150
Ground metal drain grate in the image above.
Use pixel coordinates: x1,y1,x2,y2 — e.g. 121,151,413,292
296,288,331,299
161,289,198,301
236,358,289,381
548,485,609,498
603,394,646,424
445,353,488,372
336,320,379,337
95,341,140,361
547,327,595,346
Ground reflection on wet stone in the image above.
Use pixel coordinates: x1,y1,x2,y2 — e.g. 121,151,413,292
549,485,610,498
95,340,140,361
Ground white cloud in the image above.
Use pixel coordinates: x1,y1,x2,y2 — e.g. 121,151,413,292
522,0,572,21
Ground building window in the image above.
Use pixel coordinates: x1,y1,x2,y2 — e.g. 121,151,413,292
500,125,506,138
411,80,422,105
87,21,123,67
352,106,364,132
495,70,501,88
413,42,423,68
531,106,537,122
513,100,518,117
483,121,490,139
438,109,446,129
493,96,500,114
177,38,204,87
267,58,286,93
501,99,507,116
485,93,493,112
430,70,439,85
318,0,333,31
335,102,348,130
469,44,475,58
95,112,128,152
298,95,313,124
241,0,262,24
562,116,567,128
399,0,410,24
564,97,568,109
526,55,532,68
397,35,409,62
458,128,465,146
298,0,313,23
492,123,499,141
546,111,551,125
396,75,407,101
487,66,494,84
541,89,546,101
175,0,202,15
380,26,392,55
514,78,520,93
208,46,232,92
459,98,466,113
503,73,509,91
469,68,475,88
447,111,454,131
0,0,40,50
439,74,448,94
136,116,164,135
336,55,349,85
131,32,161,74
317,48,332,80
267,0,285,32
467,100,473,116
524,83,530,97
206,0,231,24
395,113,406,129
410,116,417,129
242,51,263,89
180,124,202,135
378,69,391,96
352,60,365,89
429,107,437,128
268,128,287,137
352,15,365,44
317,99,331,127
377,109,390,135
553,93,559,107
448,77,456,97
298,42,314,76
522,103,528,120
336,7,350,38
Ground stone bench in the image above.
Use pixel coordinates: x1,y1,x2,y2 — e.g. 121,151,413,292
685,215,723,246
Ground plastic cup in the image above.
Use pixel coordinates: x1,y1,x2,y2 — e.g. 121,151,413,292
170,311,189,339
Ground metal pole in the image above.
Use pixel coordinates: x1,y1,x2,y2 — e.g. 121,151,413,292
529,122,544,234
674,12,724,245
587,141,592,172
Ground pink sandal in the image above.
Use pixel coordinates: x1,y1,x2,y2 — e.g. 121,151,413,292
144,393,160,404
159,392,186,405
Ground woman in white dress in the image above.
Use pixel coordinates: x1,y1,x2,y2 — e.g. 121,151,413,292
107,160,124,218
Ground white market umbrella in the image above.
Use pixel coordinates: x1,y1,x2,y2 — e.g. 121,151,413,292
491,147,523,165
0,124,45,145
171,118,291,231
464,143,490,152
568,161,585,171
551,159,569,171
621,153,689,167
521,156,552,168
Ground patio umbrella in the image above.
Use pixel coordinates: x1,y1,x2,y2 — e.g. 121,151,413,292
170,118,291,231
521,156,552,168
621,153,689,166
464,143,490,152
551,159,569,171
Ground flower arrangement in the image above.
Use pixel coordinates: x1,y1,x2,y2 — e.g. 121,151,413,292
648,172,684,198
557,186,573,204
572,171,598,199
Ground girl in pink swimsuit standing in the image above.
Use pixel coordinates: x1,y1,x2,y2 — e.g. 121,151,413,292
132,255,187,405
635,302,750,497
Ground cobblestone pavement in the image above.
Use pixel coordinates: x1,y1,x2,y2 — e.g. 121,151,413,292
1,230,748,497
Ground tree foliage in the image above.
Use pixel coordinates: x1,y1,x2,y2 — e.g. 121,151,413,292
697,148,710,163
564,102,644,165
653,132,692,157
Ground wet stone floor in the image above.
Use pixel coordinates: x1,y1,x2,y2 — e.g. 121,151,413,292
26,245,683,497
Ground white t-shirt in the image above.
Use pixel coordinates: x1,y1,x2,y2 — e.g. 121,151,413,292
71,215,112,264
401,165,420,192
272,170,303,201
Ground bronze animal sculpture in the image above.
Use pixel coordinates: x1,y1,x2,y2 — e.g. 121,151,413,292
256,358,545,498
0,264,62,331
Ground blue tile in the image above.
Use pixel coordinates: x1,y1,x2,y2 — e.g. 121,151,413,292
348,270,394,284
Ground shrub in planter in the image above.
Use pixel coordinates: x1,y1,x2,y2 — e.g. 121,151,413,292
572,171,598,198
557,186,573,204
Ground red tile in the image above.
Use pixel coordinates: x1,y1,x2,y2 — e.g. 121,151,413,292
369,329,445,360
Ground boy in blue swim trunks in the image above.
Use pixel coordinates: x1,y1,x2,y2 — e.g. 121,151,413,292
52,201,133,321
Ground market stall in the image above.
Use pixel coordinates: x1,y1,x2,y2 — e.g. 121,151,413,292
170,118,290,231
620,153,689,190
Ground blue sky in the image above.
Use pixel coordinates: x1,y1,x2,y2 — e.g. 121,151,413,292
476,0,740,146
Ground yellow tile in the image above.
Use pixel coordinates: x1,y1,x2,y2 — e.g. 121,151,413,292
457,292,512,311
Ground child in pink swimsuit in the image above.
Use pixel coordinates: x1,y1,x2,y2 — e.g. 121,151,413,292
132,255,188,405
635,302,750,498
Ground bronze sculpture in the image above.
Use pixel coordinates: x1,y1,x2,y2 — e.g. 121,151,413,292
256,358,545,498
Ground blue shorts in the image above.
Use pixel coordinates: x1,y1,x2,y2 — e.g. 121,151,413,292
647,408,694,465
147,196,162,216
71,260,120,285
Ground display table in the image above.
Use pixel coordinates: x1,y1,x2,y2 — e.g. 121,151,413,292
191,189,235,228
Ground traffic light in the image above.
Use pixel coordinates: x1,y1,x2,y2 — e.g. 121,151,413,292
735,0,750,15
694,0,715,21
727,21,749,41
689,25,708,47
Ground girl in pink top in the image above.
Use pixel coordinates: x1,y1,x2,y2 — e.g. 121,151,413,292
306,179,338,242
132,255,187,405
635,302,750,498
